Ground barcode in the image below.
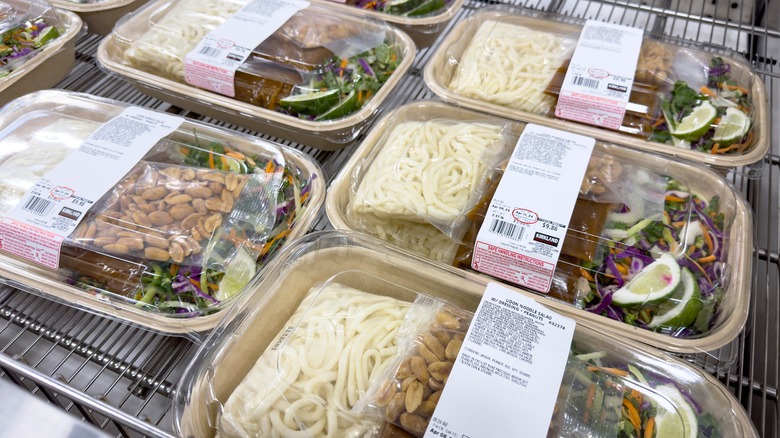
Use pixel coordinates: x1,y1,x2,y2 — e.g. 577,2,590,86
489,218,525,241
23,196,53,216
572,75,600,89
198,45,222,58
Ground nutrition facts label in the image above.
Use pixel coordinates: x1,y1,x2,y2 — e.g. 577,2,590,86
425,283,575,438
472,124,594,293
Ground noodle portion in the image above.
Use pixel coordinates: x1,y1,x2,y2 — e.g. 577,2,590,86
219,283,411,438
448,20,573,114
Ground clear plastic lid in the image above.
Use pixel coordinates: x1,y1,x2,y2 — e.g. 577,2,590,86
174,230,757,438
0,0,65,78
424,6,769,169
327,100,752,354
109,0,409,123
0,90,325,334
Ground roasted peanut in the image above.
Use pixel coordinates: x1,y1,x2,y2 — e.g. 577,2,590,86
375,381,396,407
436,311,461,330
169,241,185,263
428,361,453,382
445,338,462,361
170,204,196,221
102,243,129,254
148,211,174,226
396,358,413,380
185,185,212,198
116,237,144,251
164,193,192,205
418,344,439,365
400,375,416,393
422,335,446,361
93,236,117,247
399,413,427,437
410,356,430,384
144,247,169,261
405,381,424,414
225,173,238,191
386,393,406,422
141,186,167,201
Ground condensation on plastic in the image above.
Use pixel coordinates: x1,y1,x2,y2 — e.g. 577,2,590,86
0,89,325,335
96,0,415,150
423,5,770,170
326,100,753,354
173,230,758,438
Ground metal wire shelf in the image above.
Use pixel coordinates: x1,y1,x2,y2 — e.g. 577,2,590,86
1,0,778,436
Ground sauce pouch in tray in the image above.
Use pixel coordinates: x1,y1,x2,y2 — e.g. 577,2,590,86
174,230,757,438
327,101,752,355
0,90,324,334
97,0,415,149
423,6,769,169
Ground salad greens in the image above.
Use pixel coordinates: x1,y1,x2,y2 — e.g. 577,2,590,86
279,43,402,121
0,17,60,78
70,140,313,315
577,177,726,337
338,0,448,17
650,57,753,154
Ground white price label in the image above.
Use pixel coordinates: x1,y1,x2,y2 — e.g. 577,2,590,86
0,107,184,269
555,21,644,129
472,124,594,293
425,283,575,438
184,0,309,97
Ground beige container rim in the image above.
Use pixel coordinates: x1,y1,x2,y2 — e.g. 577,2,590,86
325,100,753,355
0,7,82,94
422,8,770,169
48,0,139,13
95,3,416,143
310,0,466,29
175,232,758,438
0,90,326,338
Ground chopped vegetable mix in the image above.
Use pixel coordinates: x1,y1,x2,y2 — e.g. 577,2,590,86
279,43,402,121
577,177,726,337
650,57,754,154
69,139,313,315
0,17,60,78
335,0,448,17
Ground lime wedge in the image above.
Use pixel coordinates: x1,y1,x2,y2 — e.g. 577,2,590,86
612,253,681,307
383,0,425,14
407,0,446,16
32,26,60,48
315,90,358,121
648,268,702,330
652,385,698,438
671,101,717,142
279,89,340,116
215,247,256,302
712,107,751,146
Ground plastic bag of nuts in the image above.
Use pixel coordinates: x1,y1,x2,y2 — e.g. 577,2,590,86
369,302,472,438
69,162,251,266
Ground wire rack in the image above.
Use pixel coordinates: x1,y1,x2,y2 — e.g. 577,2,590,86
0,0,777,436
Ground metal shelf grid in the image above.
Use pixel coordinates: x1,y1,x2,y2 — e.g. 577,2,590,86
0,0,777,436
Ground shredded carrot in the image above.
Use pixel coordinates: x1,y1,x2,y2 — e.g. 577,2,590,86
179,146,190,155
700,86,717,97
208,282,219,290
644,417,655,438
652,118,666,128
663,211,671,224
225,151,246,161
587,366,629,377
665,195,687,203
626,389,643,407
713,117,721,125
220,155,229,169
339,58,348,77
265,160,275,173
580,268,595,282
615,263,629,275
357,90,364,103
258,229,292,256
686,256,712,284
671,220,687,228
697,254,717,264
208,152,215,168
584,384,596,424
700,223,714,254
189,278,201,288
623,399,642,435
169,264,178,276
722,83,750,94
710,143,720,154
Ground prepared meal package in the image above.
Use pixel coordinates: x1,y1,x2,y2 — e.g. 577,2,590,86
0,90,324,333
174,231,757,438
0,0,81,105
47,0,151,35
424,7,769,169
327,101,752,354
97,0,415,149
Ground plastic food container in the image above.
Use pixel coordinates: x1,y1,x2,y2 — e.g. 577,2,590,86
174,230,757,438
424,6,769,170
326,100,752,355
0,0,81,106
0,90,325,336
96,0,416,151
310,0,465,48
47,0,149,35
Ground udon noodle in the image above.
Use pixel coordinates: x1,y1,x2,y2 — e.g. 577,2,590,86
218,283,411,438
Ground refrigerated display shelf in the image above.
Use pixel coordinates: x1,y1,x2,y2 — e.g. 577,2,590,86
0,0,777,436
